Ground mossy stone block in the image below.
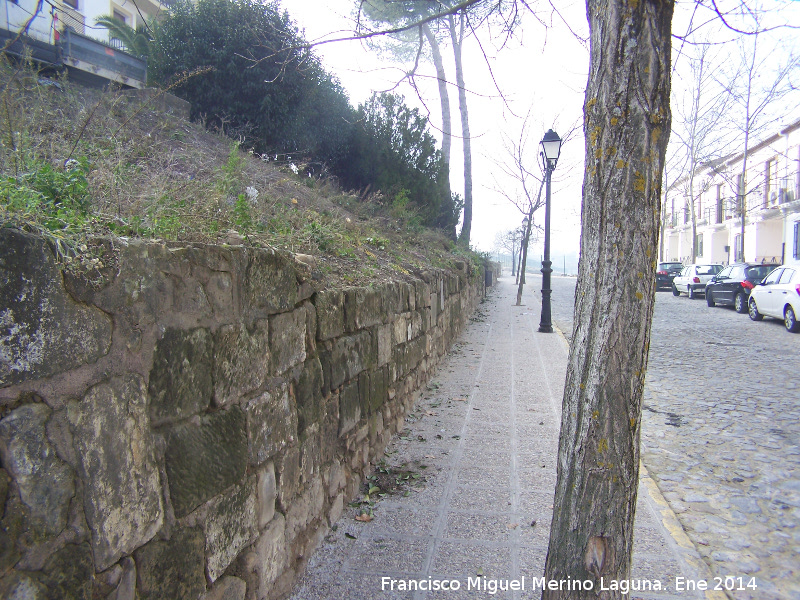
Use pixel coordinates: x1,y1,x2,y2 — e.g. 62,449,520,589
165,407,248,518
148,327,213,425
134,527,206,600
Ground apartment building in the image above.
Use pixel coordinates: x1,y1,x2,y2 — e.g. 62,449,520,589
662,116,800,267
1,0,168,87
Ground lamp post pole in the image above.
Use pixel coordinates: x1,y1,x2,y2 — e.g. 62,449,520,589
538,129,561,334
539,164,554,333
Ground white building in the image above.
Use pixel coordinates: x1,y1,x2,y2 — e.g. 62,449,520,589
1,0,169,87
663,117,800,267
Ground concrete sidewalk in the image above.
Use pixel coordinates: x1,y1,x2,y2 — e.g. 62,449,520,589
287,277,713,600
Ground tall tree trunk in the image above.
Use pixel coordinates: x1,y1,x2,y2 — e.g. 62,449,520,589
516,210,534,306
512,234,517,276
422,24,452,168
449,13,473,246
542,0,673,596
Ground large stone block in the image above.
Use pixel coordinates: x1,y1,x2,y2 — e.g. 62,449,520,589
295,357,323,437
276,447,300,511
165,406,248,518
201,576,246,600
39,542,93,600
0,403,74,539
213,320,270,406
321,395,339,464
344,288,383,331
338,382,360,437
242,514,285,600
314,290,345,341
0,228,112,386
68,374,163,570
0,571,47,598
148,327,213,425
244,248,298,315
270,308,307,375
245,386,297,465
329,331,374,390
376,323,392,366
0,467,21,574
369,367,388,413
257,463,276,529
204,476,259,582
134,527,206,600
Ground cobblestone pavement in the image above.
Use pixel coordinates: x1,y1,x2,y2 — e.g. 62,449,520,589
288,279,704,600
539,274,800,600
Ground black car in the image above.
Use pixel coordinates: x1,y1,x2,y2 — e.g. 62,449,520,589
705,263,781,313
656,262,684,290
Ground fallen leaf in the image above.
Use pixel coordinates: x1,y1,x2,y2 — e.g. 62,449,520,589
477,567,484,576
425,410,437,416
355,513,373,522
368,486,380,495
345,532,357,539
507,523,519,530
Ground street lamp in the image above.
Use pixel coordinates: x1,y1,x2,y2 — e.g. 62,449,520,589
538,129,562,333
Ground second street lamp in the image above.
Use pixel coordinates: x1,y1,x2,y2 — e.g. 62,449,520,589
538,129,562,333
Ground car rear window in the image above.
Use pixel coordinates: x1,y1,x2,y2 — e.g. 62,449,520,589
745,265,775,281
658,263,683,271
696,265,722,275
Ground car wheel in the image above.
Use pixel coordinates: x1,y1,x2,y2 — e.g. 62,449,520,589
785,306,800,333
706,291,715,307
688,286,695,299
748,298,763,321
672,284,680,297
734,292,747,314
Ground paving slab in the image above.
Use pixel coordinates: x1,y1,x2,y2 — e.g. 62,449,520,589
287,277,709,600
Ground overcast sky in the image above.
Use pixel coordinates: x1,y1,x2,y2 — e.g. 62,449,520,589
279,0,800,260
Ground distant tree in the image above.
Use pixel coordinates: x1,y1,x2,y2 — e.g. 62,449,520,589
357,0,484,246
148,0,353,162
723,18,798,261
670,43,732,263
340,93,460,235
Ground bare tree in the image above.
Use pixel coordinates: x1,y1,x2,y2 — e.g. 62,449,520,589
493,228,522,274
670,43,733,262
489,110,548,304
724,16,798,261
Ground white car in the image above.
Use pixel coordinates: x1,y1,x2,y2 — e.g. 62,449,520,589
748,265,800,333
672,264,724,299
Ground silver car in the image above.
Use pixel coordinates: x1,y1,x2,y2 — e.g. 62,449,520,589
672,263,724,299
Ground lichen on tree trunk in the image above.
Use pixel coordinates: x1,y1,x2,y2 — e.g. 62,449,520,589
542,0,673,597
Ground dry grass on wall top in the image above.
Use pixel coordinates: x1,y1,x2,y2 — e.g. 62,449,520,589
0,61,485,289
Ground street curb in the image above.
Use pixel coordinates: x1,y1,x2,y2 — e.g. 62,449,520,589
551,324,728,600
639,463,729,600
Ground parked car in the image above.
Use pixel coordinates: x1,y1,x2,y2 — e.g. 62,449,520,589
656,262,684,290
672,263,724,298
705,263,780,313
748,266,800,333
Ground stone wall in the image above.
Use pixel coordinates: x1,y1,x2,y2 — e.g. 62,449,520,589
0,228,484,600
